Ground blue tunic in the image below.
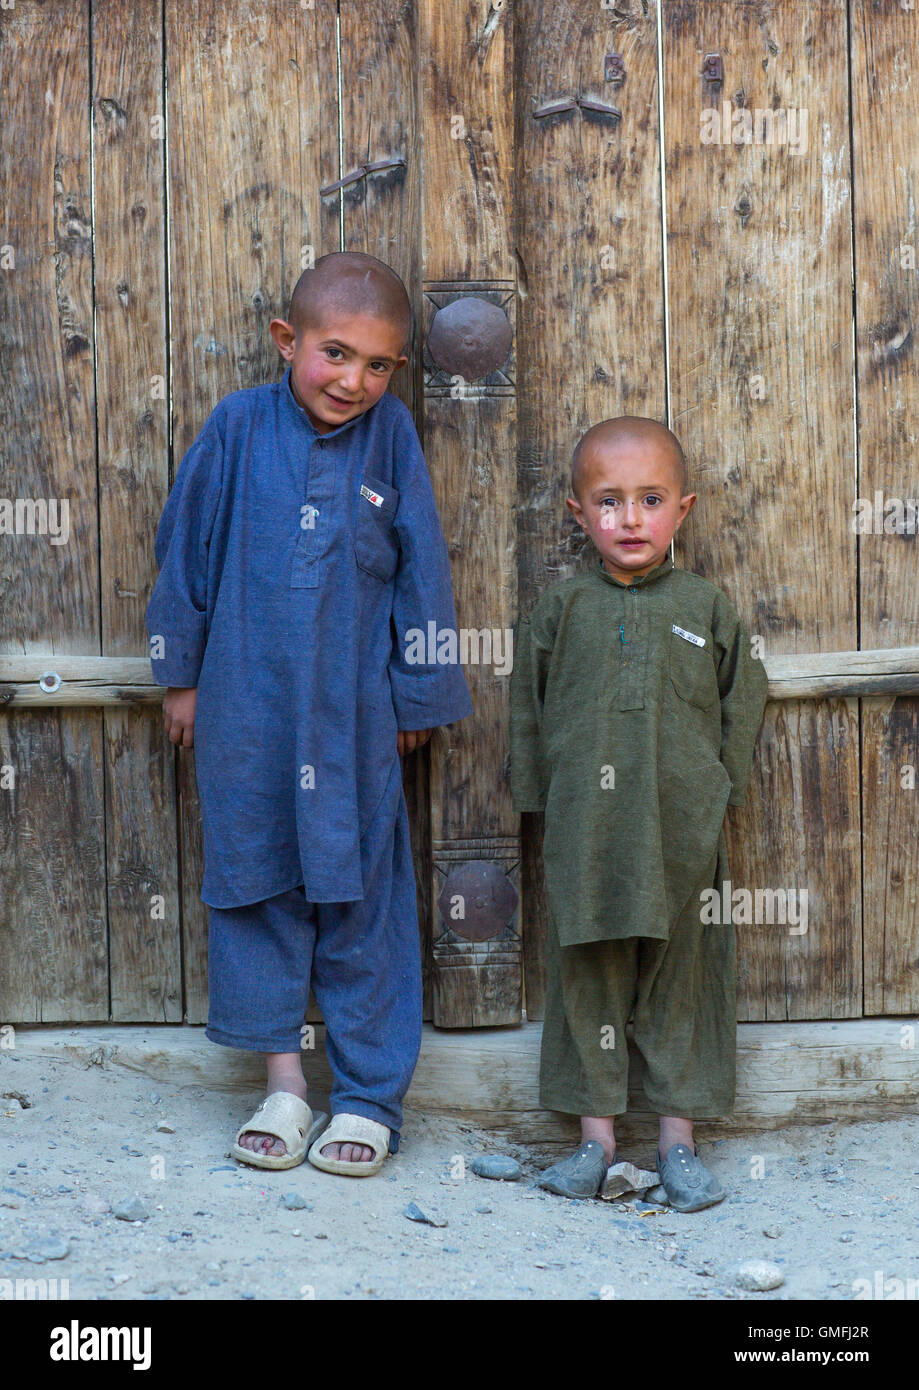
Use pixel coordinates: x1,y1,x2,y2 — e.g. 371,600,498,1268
146,366,472,909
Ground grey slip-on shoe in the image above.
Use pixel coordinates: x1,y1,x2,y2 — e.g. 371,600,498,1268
537,1139,612,1199
657,1143,726,1212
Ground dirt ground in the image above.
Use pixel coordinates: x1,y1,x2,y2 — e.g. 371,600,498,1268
1,1044,917,1302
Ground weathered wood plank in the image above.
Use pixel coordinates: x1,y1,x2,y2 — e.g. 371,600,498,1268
338,0,421,415
850,0,919,654
850,1,919,1015
166,0,337,439
515,0,666,1017
421,1,521,1025
731,700,862,1021
105,708,182,1021
861,696,919,1013
93,0,180,1021
664,0,861,1020
0,715,108,1022
0,0,108,1020
178,749,208,1024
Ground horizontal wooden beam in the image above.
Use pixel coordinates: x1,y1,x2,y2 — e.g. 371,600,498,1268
11,1020,919,1156
765,646,919,699
0,657,160,706
1,647,919,706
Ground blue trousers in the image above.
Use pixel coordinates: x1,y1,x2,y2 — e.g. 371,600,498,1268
205,798,422,1151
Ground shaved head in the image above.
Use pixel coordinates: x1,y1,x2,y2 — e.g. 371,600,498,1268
571,417,687,499
287,252,412,352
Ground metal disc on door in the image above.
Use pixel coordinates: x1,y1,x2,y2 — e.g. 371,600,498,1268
437,860,518,941
426,297,513,381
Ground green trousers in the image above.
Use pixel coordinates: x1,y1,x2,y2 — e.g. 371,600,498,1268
539,840,737,1119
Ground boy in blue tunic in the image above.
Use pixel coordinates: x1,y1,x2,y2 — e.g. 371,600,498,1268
146,253,472,1175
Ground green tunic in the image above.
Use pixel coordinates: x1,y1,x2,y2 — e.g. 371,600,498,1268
510,553,768,946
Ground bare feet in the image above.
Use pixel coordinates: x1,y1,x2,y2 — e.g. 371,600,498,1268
236,1053,310,1160
318,1140,374,1164
235,1053,376,1163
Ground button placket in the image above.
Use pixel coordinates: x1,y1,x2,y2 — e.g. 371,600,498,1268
291,438,336,589
616,584,645,710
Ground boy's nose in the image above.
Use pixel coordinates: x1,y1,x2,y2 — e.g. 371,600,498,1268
339,366,363,393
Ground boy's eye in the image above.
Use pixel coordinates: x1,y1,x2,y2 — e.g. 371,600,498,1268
600,497,619,508
370,361,389,373
644,495,662,507
326,347,343,360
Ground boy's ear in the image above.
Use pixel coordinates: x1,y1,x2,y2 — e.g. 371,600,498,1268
270,318,296,358
565,495,588,531
677,491,698,523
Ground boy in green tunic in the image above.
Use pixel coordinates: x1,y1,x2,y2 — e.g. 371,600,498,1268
509,417,768,1210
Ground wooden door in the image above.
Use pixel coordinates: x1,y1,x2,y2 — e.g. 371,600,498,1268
1,0,917,1031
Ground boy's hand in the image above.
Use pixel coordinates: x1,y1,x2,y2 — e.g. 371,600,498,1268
398,727,434,757
163,686,197,748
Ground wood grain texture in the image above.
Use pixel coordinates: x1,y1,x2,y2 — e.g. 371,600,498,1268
0,714,108,1021
861,697,919,1013
850,0,919,653
338,0,421,414
421,0,521,1025
0,0,99,647
106,707,181,1021
165,0,337,443
665,0,857,650
93,0,180,1022
421,1,514,283
0,1,108,1021
730,700,862,1021
515,0,666,1017
850,1,919,1015
178,749,208,1024
664,0,862,1019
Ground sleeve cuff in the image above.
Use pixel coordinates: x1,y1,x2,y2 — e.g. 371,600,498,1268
149,658,202,688
391,688,473,732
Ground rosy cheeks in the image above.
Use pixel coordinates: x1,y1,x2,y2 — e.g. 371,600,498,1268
300,355,341,394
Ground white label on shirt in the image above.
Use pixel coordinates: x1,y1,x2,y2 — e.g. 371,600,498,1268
672,624,706,647
361,484,384,507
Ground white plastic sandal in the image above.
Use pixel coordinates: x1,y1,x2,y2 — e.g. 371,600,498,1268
232,1091,328,1171
307,1112,390,1177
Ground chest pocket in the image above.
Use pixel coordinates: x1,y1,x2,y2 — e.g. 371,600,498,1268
354,475,400,583
669,624,719,709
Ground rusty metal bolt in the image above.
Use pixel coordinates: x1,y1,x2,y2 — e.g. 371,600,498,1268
437,860,518,942
427,298,513,382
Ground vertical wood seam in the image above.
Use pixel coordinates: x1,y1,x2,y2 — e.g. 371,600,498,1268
845,0,867,1018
